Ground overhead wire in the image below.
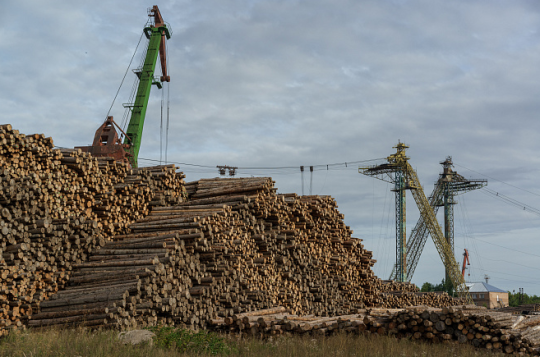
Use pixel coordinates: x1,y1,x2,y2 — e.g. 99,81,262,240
136,157,386,172
121,34,150,133
160,71,164,164
474,255,540,273
457,195,486,281
236,158,384,170
165,36,170,164
467,268,539,286
467,236,540,259
105,30,145,134
455,163,540,197
479,188,540,216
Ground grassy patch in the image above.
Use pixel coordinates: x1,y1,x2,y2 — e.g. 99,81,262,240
0,328,507,357
148,326,236,355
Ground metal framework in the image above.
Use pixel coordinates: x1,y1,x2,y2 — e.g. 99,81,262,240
124,5,171,167
77,6,171,168
394,171,407,282
405,157,486,282
360,143,415,283
360,144,475,303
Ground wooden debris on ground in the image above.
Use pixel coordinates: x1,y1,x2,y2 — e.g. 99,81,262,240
210,305,540,355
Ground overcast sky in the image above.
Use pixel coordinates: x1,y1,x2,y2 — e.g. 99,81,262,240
3,0,540,295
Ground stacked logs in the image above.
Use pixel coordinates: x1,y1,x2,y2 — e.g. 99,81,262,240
498,304,540,314
30,176,461,331
372,305,540,354
378,281,462,308
2,125,463,335
0,125,186,333
209,305,540,355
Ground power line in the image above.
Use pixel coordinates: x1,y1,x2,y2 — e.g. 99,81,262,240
469,267,540,285
479,188,540,217
106,29,145,121
474,255,540,273
455,163,540,197
137,157,386,171
468,236,540,259
237,158,384,170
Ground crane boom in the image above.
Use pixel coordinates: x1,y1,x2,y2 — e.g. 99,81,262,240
77,5,171,168
124,5,171,167
405,162,472,303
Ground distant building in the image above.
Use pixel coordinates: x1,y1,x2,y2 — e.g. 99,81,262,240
465,282,509,309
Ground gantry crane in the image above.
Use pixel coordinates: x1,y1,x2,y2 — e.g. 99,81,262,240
359,143,473,303
77,5,171,168
389,157,486,282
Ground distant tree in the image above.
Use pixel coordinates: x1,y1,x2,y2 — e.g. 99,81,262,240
508,291,540,307
420,282,434,292
420,279,453,296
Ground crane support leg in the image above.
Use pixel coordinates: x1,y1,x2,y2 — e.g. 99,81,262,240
395,171,407,282
443,184,455,283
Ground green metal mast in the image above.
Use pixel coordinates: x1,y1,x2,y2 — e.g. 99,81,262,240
124,5,171,168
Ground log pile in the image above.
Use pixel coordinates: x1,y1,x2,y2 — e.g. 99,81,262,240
29,176,461,331
378,281,462,308
0,125,185,333
497,304,540,314
2,125,466,338
209,305,540,355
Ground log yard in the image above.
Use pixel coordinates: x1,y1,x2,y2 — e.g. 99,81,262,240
3,2,540,356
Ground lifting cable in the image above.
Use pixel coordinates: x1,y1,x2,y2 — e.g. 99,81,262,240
165,39,171,165
160,79,164,164
106,29,145,127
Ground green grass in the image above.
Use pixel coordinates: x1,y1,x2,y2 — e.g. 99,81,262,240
0,327,507,357
148,326,236,355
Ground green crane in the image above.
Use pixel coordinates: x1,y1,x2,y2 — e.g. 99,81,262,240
78,5,171,168
124,5,171,167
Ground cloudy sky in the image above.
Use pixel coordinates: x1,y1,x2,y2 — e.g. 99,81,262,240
3,0,540,295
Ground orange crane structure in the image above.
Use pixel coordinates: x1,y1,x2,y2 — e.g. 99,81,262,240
462,249,470,279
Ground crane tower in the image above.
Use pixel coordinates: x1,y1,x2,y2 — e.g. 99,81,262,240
395,157,486,282
359,143,473,303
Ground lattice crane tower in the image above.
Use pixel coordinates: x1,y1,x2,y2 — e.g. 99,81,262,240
359,143,474,303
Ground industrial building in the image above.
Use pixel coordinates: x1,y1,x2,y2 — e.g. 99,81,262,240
466,282,509,309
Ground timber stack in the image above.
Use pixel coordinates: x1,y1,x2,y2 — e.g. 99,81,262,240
1,125,463,335
0,125,185,333
30,176,461,330
209,305,540,355
379,280,462,308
